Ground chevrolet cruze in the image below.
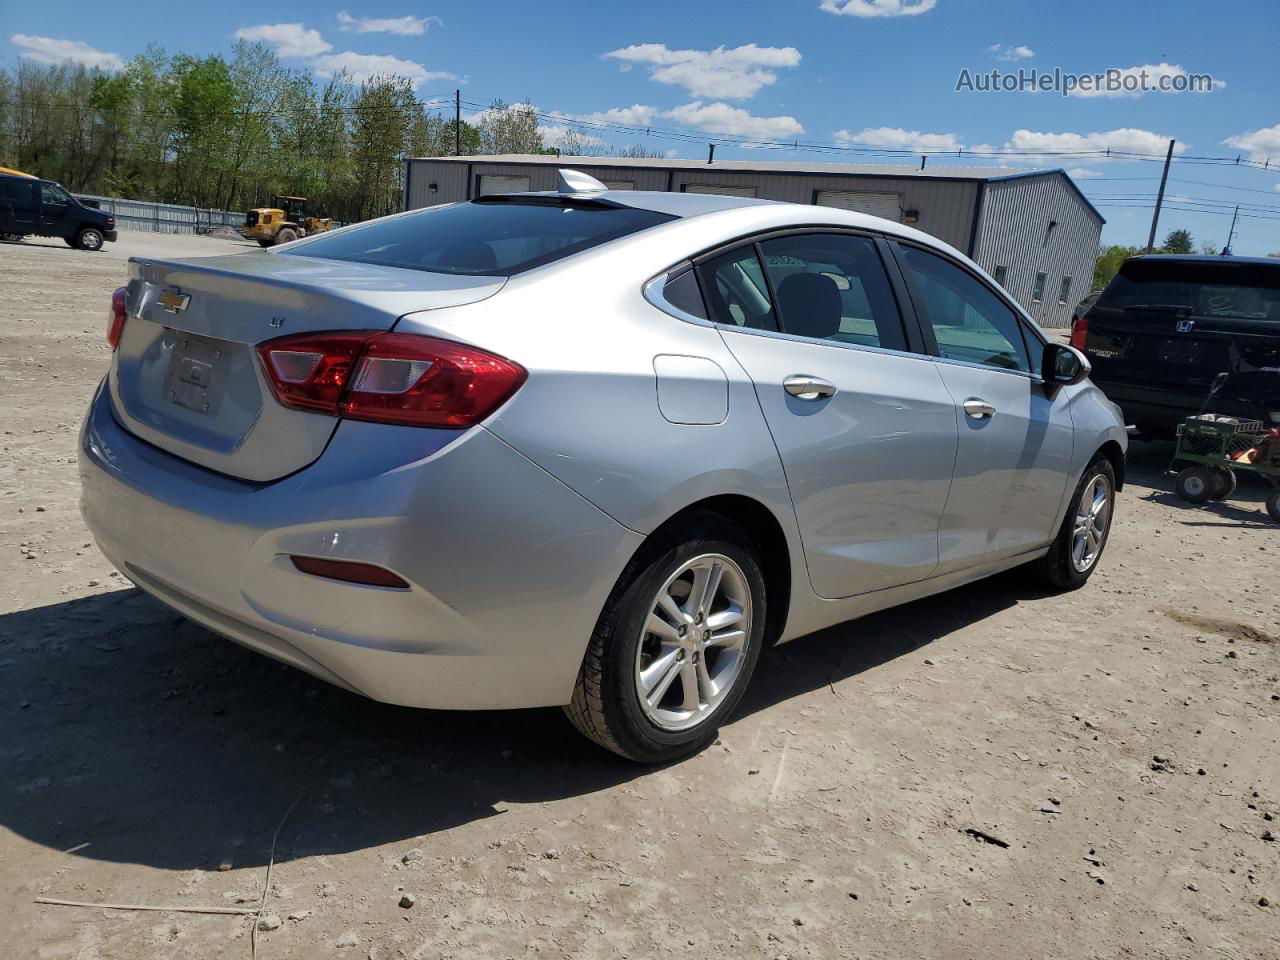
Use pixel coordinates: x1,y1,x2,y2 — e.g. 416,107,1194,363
79,169,1126,762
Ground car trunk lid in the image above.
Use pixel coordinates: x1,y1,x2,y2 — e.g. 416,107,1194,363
109,252,505,482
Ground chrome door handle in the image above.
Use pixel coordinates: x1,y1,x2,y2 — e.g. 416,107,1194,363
784,375,837,400
963,398,996,420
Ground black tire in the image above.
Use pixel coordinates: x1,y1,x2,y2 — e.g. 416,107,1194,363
74,227,104,251
564,512,768,763
1032,455,1117,591
1266,488,1280,524
273,227,298,245
1175,466,1215,504
1208,468,1237,501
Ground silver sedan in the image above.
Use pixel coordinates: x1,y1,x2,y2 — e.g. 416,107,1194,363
79,170,1126,762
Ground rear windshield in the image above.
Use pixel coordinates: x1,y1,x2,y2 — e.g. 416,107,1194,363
1097,260,1280,321
279,199,675,276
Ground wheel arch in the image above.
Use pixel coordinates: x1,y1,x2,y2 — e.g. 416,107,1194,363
1095,439,1125,491
644,494,792,645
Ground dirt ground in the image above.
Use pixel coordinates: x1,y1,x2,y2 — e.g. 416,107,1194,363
1,231,1278,960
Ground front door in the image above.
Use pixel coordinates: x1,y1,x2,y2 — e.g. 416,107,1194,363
894,243,1074,571
38,181,75,237
698,232,958,599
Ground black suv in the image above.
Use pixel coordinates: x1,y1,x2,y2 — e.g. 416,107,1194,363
1076,256,1280,438
0,172,117,250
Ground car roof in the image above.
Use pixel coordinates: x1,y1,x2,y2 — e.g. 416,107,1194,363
1129,254,1280,268
503,188,775,218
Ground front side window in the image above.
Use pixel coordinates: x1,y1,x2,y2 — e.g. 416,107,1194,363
757,234,907,350
40,182,71,206
279,199,675,276
698,247,777,331
900,245,1031,373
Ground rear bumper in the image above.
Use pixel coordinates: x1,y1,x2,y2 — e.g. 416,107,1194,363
78,381,643,709
1093,379,1280,434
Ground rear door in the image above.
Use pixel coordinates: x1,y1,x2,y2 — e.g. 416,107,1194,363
1085,258,1280,409
1,176,40,231
698,231,957,599
892,242,1074,570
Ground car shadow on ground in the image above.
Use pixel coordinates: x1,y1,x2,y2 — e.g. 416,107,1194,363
0,571,1036,873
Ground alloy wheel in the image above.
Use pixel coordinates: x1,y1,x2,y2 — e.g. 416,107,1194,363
1071,473,1113,573
634,553,752,732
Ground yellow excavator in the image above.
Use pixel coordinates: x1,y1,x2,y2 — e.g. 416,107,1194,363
241,195,333,246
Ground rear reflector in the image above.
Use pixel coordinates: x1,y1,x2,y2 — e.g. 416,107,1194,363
290,555,410,588
107,286,127,350
257,331,526,428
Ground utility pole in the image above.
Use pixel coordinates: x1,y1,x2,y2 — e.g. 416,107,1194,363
707,143,715,164
1223,204,1240,255
1145,138,1175,254
454,89,461,156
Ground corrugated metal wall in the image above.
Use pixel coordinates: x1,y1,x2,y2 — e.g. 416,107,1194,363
406,159,979,251
972,175,1103,327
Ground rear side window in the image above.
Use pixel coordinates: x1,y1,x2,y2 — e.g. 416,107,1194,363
699,247,778,331
280,199,675,277
758,233,907,350
1098,260,1280,321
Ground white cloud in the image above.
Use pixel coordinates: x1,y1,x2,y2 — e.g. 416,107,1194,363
1066,167,1102,179
987,43,1034,61
601,43,801,100
820,0,937,16
1004,127,1183,163
577,104,661,127
336,11,440,35
311,51,457,87
234,23,332,59
835,126,962,152
1068,62,1223,98
10,34,124,70
664,101,803,139
1223,123,1280,164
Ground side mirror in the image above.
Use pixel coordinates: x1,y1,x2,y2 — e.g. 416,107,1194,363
1042,342,1091,388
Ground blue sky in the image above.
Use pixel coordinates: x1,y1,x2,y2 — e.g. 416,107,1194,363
5,0,1280,254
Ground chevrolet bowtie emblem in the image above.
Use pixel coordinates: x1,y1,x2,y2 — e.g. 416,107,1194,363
158,289,190,314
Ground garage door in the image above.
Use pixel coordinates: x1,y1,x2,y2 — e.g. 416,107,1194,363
477,175,531,196
682,183,758,198
814,190,901,222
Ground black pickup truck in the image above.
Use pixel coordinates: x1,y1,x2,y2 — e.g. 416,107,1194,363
1075,256,1280,439
0,171,117,250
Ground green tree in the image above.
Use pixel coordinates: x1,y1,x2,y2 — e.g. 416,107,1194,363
1093,244,1140,290
476,99,545,155
1161,228,1194,254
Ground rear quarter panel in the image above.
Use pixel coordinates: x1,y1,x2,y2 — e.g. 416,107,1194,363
391,211,817,637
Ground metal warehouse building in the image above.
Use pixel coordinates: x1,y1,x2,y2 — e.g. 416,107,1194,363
403,154,1104,327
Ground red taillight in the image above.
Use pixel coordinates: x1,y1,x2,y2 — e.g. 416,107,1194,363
1069,310,1089,351
290,555,409,588
107,286,127,350
257,331,527,428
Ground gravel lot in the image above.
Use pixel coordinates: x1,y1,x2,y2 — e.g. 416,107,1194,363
2,231,1278,959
